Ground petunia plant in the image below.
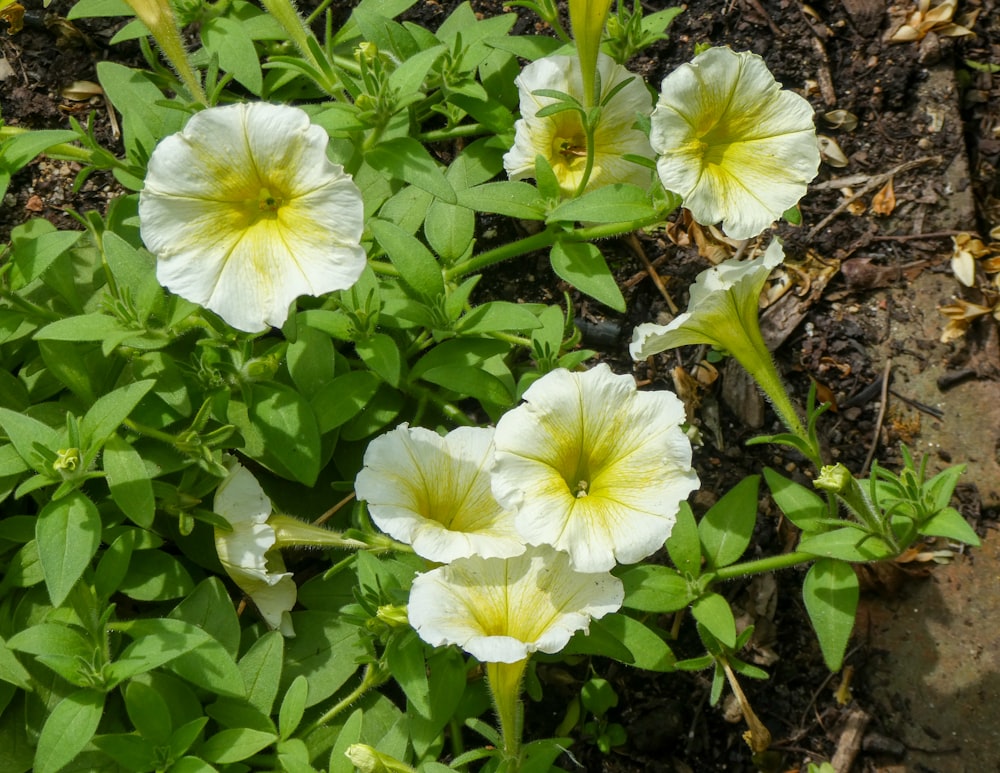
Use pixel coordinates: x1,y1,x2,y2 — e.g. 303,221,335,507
0,0,981,771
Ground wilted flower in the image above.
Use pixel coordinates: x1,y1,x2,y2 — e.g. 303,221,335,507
503,53,655,196
140,102,366,332
492,364,699,572
214,459,296,636
407,545,623,663
650,47,820,239
354,425,524,563
631,239,818,462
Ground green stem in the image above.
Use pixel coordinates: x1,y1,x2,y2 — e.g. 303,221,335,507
367,260,401,278
446,210,666,280
713,551,813,582
300,663,390,735
418,123,487,143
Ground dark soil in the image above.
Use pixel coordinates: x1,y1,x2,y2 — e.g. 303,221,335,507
2,0,998,771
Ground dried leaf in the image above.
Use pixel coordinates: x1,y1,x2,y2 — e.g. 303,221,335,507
871,178,896,216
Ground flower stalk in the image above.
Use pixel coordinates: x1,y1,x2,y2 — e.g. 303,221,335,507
121,0,206,104
487,659,529,768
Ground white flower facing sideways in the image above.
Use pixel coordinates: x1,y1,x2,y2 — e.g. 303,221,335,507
354,424,525,563
503,53,655,196
651,47,820,240
140,102,366,333
407,545,623,664
214,458,295,636
492,364,700,572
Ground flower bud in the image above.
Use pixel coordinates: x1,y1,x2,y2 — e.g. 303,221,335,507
813,464,852,494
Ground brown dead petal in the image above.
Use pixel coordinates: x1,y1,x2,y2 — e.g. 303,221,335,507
990,224,1000,240
871,178,896,216
25,195,44,212
980,256,1000,273
61,80,104,101
818,135,850,167
951,250,976,287
938,298,994,320
823,108,859,131
693,360,719,387
670,366,703,422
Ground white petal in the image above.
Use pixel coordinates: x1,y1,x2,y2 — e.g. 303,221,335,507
214,460,271,527
355,424,524,562
140,102,366,332
650,47,819,239
408,546,623,663
493,364,699,571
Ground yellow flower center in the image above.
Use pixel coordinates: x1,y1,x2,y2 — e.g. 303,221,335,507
256,187,283,216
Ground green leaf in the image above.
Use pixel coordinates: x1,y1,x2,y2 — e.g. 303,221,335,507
355,332,404,388
201,17,263,94
666,502,701,577
0,635,32,690
103,433,155,528
698,475,759,570
125,680,173,745
0,407,60,470
421,365,513,407
287,324,336,399
387,43,445,94
797,526,895,562
587,613,675,672
802,558,858,672
919,507,980,546
549,241,625,312
371,219,444,298
310,371,381,433
386,632,430,716
328,710,364,773
36,492,101,607
81,379,155,446
425,199,475,264
0,130,79,183
198,728,277,764
691,593,737,649
278,675,309,740
456,301,543,335
169,578,241,658
118,549,195,601
10,227,81,284
91,734,158,771
247,383,322,485
97,62,182,164
366,137,456,203
34,689,105,773
34,313,130,344
283,612,365,707
108,618,212,685
239,631,284,716
619,565,692,612
764,467,826,532
455,181,546,219
547,184,656,224
101,232,162,323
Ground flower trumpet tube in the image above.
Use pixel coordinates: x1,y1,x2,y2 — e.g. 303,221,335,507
650,47,820,239
568,0,613,107
121,0,206,104
408,545,623,763
503,53,655,197
354,425,525,563
492,363,699,572
630,239,818,461
139,103,366,332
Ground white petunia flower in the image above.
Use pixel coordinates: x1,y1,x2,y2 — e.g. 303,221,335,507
630,239,818,462
630,237,784,362
650,47,820,240
503,53,655,196
407,545,623,663
214,459,295,636
140,102,366,333
492,364,699,572
354,424,524,563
